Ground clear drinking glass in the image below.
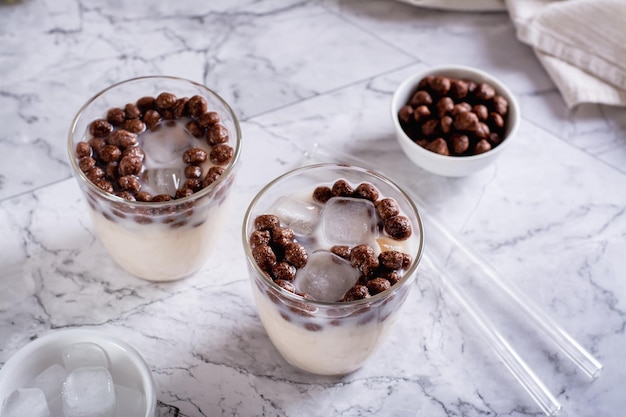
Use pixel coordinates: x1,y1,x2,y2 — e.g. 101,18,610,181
68,76,242,281
242,164,424,375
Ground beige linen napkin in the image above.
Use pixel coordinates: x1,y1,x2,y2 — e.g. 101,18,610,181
506,0,626,108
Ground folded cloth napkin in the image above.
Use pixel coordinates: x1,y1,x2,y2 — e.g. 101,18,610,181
398,0,626,108
506,0,626,108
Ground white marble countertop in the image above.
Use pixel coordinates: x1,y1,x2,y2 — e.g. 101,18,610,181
1,1,625,416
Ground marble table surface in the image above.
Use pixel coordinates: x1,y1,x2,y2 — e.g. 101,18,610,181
1,1,625,416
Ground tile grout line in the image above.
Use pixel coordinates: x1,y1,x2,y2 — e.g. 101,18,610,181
523,116,626,177
0,176,74,205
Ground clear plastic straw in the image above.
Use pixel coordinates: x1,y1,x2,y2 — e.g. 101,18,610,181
423,210,603,380
422,255,562,417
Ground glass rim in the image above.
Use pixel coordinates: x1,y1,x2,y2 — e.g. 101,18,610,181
242,162,425,308
67,75,243,207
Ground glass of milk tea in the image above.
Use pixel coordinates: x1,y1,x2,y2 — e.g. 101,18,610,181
68,76,242,281
242,163,424,375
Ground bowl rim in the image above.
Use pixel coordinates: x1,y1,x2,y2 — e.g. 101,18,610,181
391,64,520,164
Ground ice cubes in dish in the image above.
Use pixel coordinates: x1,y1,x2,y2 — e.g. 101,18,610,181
62,366,116,417
62,342,110,371
1,388,50,417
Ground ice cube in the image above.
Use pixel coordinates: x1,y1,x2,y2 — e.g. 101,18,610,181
294,250,361,302
270,196,322,235
62,367,117,417
62,342,110,371
141,168,182,196
142,120,194,166
115,384,145,417
25,363,67,402
1,388,51,417
322,197,378,246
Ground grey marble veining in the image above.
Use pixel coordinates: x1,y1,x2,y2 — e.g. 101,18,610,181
1,1,625,416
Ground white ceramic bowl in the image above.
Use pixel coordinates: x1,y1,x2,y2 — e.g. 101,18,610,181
0,329,157,417
391,65,520,177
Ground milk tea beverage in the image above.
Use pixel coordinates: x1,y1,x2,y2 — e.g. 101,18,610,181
69,77,241,281
243,164,423,375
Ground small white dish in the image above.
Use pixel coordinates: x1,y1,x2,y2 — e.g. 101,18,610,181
391,65,520,177
0,329,157,417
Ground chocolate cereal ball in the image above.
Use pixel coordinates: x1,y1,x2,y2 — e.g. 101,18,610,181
384,215,412,240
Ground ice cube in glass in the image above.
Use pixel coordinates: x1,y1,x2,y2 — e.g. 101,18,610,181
322,196,378,246
294,250,361,302
141,120,193,166
269,196,322,235
141,168,182,197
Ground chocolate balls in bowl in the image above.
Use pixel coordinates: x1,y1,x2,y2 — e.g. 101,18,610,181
391,65,520,177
